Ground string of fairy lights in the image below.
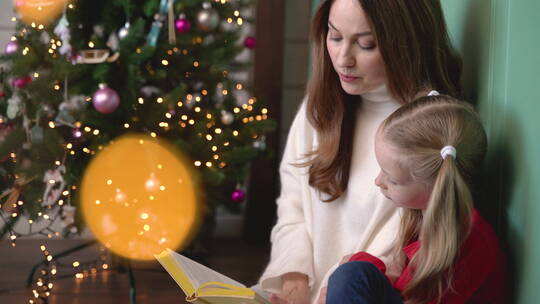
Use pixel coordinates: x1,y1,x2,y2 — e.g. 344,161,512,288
2,0,268,303
27,244,110,303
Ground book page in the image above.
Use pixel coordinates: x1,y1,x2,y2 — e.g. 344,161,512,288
167,249,246,289
155,250,196,296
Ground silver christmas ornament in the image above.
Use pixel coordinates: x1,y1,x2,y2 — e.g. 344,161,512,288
118,22,130,40
196,6,219,32
253,137,267,151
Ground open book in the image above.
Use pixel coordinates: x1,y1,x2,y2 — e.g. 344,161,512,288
155,248,270,304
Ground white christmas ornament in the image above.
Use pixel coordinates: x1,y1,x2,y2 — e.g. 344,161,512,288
7,94,22,119
42,165,67,206
54,15,72,55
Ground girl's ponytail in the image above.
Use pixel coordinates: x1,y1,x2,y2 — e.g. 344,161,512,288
403,156,473,303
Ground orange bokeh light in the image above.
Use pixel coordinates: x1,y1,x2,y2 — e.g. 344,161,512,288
81,134,202,260
14,0,65,25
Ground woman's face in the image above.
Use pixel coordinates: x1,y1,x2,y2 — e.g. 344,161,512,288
326,0,387,95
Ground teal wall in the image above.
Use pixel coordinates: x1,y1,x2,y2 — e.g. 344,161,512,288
442,0,540,302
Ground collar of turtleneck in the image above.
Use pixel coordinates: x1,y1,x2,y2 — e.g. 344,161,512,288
360,84,400,112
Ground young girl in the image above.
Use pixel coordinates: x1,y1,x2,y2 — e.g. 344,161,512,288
325,94,505,303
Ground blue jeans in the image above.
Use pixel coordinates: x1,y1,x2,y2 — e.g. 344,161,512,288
326,261,404,304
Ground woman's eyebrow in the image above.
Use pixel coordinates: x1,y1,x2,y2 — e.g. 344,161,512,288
328,21,372,37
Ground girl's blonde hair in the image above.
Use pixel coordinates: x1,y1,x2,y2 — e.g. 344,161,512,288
379,95,487,303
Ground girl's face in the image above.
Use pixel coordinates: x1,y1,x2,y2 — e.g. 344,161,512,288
326,0,388,95
374,132,432,210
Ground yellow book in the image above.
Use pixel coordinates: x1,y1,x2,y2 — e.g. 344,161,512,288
155,249,270,304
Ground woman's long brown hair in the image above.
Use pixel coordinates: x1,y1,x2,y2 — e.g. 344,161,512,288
303,0,462,202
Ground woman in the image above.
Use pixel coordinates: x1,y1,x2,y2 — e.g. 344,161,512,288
260,0,461,303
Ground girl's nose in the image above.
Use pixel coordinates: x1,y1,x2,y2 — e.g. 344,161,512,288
374,172,387,190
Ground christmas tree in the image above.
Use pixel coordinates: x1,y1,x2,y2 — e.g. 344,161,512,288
0,0,275,251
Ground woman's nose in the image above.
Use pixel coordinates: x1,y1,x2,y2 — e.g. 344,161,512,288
374,172,387,190
337,44,355,68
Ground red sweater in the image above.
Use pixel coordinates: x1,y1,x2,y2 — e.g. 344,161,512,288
349,209,505,303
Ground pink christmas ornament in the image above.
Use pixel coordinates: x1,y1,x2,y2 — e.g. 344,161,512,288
5,41,19,54
243,36,256,49
231,189,246,203
12,76,32,88
175,18,192,33
92,84,120,114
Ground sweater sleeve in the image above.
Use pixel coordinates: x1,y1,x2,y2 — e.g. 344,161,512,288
259,101,316,294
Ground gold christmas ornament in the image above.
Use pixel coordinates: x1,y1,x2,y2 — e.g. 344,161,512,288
14,0,66,26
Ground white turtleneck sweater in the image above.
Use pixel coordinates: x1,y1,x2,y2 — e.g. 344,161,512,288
259,86,403,303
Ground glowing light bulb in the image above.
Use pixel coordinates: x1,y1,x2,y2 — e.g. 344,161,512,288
145,174,160,192
114,189,127,203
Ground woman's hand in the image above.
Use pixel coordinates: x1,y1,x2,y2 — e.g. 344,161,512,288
269,272,310,304
316,286,327,304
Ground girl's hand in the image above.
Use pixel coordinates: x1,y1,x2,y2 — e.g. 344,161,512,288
270,272,310,304
316,286,327,304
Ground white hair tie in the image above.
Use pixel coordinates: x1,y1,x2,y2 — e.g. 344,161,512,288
427,90,440,96
440,145,457,160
